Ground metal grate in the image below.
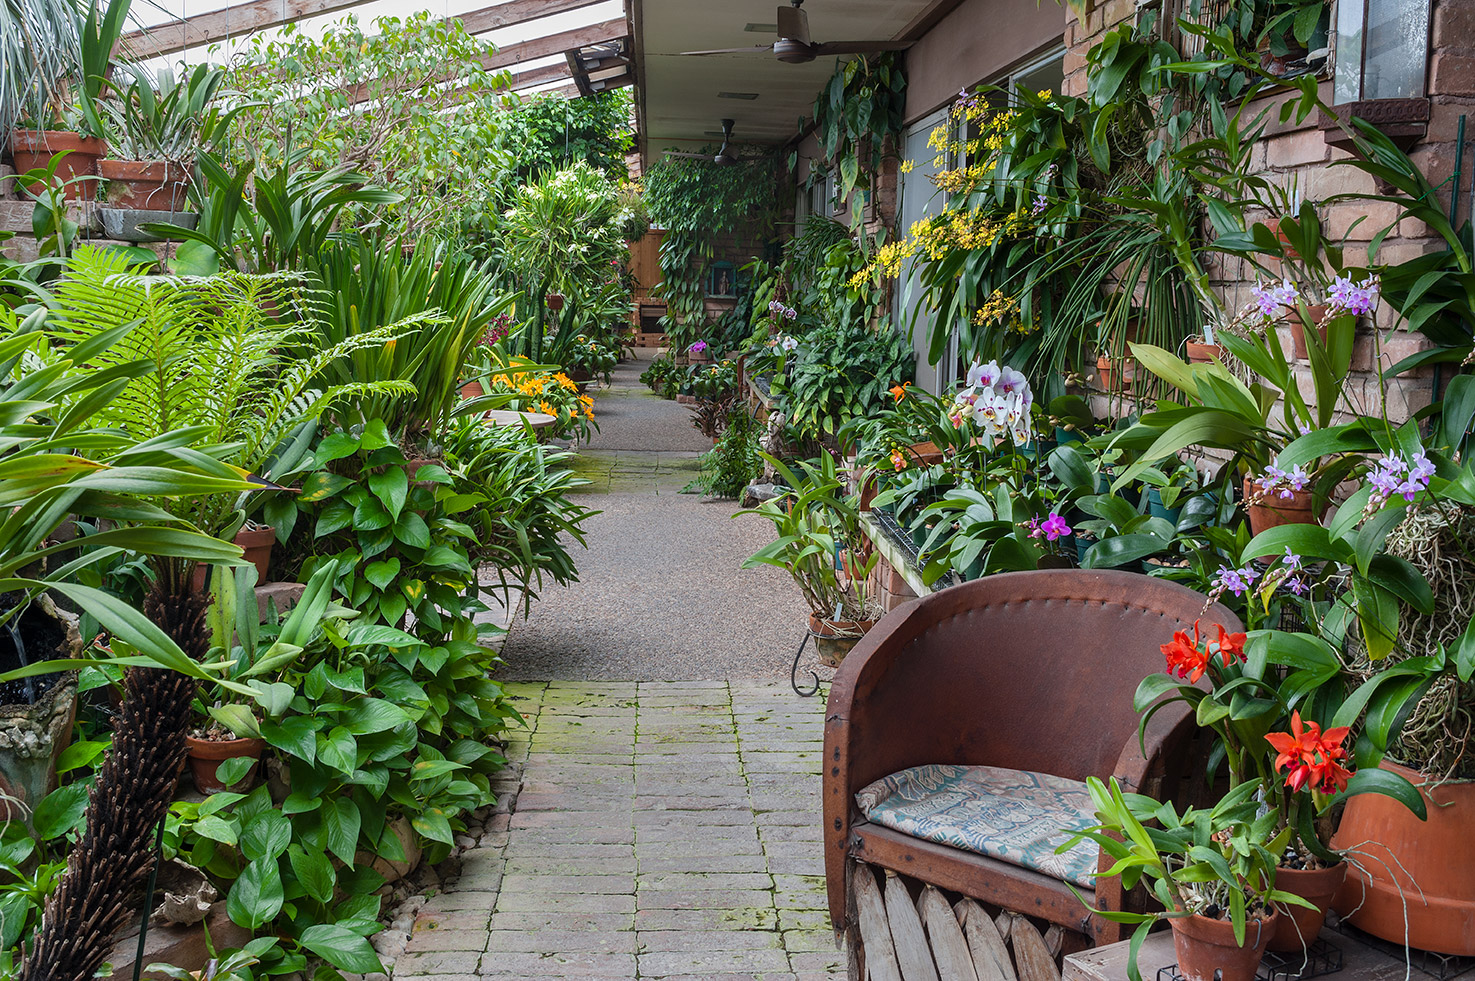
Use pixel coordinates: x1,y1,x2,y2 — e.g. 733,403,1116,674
1260,938,1345,981
870,508,958,591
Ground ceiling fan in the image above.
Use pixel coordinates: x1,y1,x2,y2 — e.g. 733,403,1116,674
663,119,760,166
681,0,912,65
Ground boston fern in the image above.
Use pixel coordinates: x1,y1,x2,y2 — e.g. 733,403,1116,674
40,246,415,538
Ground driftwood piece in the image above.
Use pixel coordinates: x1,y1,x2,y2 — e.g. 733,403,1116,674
956,899,1017,981
918,887,978,981
1008,914,1063,981
853,864,903,981
883,871,940,981
1042,924,1064,959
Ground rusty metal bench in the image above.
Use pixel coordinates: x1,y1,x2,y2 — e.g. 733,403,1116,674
822,569,1238,979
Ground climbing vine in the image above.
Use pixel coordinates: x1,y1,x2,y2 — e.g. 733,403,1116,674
804,52,907,214
643,151,782,344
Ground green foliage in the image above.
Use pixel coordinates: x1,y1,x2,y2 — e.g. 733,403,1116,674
807,52,907,212
301,235,514,441
494,90,633,184
686,405,762,499
225,11,513,246
102,61,243,163
774,321,913,443
1,0,82,136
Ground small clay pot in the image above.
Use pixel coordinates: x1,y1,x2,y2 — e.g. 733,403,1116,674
1287,304,1330,360
1169,910,1279,981
185,735,265,794
907,441,945,467
1269,862,1347,951
97,158,190,209
10,130,106,199
460,379,485,400
234,524,275,584
1095,354,1137,395
1243,474,1316,536
807,614,875,668
1185,338,1226,364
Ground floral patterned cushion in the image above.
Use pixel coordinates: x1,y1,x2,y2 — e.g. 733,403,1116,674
855,764,1099,887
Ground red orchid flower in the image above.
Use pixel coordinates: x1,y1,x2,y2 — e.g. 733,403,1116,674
1215,625,1247,667
1265,711,1353,794
1161,620,1210,683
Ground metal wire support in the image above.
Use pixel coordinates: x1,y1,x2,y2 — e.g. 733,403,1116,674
133,815,168,981
790,631,820,697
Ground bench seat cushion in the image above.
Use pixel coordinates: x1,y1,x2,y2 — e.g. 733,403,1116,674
855,764,1099,887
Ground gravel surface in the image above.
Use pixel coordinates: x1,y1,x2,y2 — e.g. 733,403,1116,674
495,353,818,682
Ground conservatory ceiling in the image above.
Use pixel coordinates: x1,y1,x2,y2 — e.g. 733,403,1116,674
631,0,954,163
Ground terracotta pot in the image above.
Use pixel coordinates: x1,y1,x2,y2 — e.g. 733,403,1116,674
1169,910,1278,981
1185,339,1226,364
9,130,105,199
185,735,265,794
1095,354,1137,395
688,349,711,364
1287,304,1330,360
97,158,190,209
545,293,564,313
460,379,485,400
569,367,593,384
807,614,875,668
1332,761,1475,955
908,441,945,467
1268,861,1347,951
234,525,275,584
1266,217,1300,259
1242,474,1316,535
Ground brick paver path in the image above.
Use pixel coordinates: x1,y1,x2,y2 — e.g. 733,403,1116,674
394,680,842,981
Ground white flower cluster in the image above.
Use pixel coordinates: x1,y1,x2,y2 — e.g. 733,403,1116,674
948,360,1033,443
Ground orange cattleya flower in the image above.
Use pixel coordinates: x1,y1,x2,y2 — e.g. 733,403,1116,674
889,382,909,403
1161,620,1209,683
889,448,907,471
1265,711,1353,794
1215,625,1247,666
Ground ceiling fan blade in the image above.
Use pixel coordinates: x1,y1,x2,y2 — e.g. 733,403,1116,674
679,45,774,55
776,3,810,44
812,40,914,55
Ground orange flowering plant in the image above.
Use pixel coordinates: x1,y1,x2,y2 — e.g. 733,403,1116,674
1138,621,1428,863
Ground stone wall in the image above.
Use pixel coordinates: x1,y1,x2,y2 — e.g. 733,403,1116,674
1062,0,1466,425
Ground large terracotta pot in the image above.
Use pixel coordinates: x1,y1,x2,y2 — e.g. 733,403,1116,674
807,614,875,668
1169,910,1279,981
1287,304,1330,360
10,130,106,199
98,158,190,209
234,525,275,584
1243,474,1316,536
1332,761,1475,955
1268,862,1347,951
185,735,266,794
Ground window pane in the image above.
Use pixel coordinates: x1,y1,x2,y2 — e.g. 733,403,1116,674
1335,0,1430,103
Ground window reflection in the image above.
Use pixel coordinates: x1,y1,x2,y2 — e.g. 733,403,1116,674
1335,0,1431,104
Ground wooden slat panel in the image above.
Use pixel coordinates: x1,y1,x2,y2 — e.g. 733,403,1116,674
120,0,375,60
919,887,978,981
883,871,939,981
854,863,904,981
1009,915,1063,981
957,900,1017,981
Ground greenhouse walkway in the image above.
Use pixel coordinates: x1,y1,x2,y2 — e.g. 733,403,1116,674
390,354,843,980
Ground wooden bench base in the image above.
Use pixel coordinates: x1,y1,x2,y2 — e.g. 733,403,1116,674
845,859,1077,981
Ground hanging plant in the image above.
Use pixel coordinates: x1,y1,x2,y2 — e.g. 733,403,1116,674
805,52,907,211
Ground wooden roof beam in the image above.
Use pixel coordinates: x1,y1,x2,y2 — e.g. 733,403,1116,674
458,0,611,37
120,0,375,60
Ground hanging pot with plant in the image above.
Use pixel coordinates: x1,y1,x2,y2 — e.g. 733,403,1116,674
1185,337,1226,363
807,614,876,668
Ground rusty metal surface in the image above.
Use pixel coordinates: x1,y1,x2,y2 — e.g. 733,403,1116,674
823,569,1241,936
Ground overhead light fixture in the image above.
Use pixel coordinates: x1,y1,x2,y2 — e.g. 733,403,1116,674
743,22,777,32
718,91,759,100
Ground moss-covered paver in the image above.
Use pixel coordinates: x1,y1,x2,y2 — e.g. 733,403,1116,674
393,680,841,981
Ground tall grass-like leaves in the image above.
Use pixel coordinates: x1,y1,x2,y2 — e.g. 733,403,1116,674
0,0,80,137
42,246,414,535
302,236,512,439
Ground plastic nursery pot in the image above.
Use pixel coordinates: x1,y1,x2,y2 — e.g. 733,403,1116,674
185,735,266,795
1074,533,1098,565
1185,338,1226,363
1146,488,1182,527
1169,909,1279,981
1287,304,1330,360
1268,861,1347,952
807,614,875,668
10,130,106,199
97,158,190,209
1242,475,1316,536
1332,761,1475,955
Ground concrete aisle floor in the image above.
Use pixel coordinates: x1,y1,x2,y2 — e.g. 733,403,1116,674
392,354,844,980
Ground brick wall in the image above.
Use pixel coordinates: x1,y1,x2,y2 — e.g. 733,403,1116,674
1064,0,1466,426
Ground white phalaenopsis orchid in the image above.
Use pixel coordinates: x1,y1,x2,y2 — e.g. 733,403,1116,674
951,360,1034,443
